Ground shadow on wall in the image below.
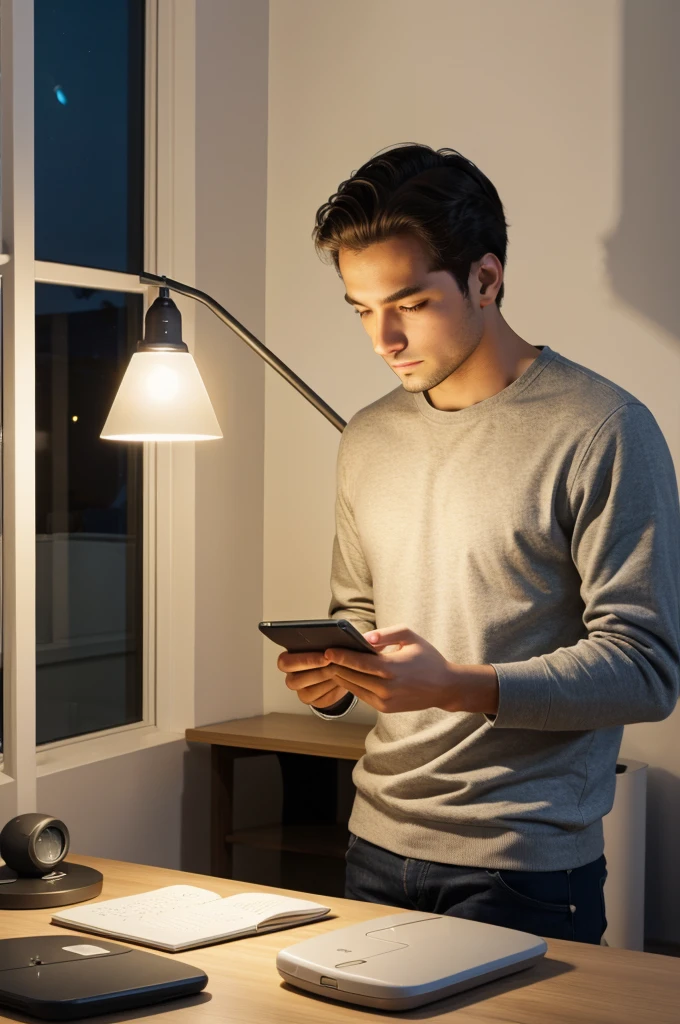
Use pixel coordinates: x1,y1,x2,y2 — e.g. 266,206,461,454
180,745,212,876
604,0,680,346
644,767,680,946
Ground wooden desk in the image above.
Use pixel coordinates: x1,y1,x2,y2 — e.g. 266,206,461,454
6,855,677,1023
186,713,371,880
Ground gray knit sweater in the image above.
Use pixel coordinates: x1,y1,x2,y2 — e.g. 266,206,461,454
326,346,680,870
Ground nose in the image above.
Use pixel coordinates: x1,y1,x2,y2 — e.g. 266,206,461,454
370,311,408,359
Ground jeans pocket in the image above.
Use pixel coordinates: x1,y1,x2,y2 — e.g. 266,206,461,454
486,869,572,913
345,832,360,859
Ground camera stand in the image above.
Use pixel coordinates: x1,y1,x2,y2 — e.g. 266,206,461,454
0,862,103,909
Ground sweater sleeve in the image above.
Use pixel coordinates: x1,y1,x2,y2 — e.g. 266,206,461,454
327,431,377,636
310,693,359,719
488,402,680,731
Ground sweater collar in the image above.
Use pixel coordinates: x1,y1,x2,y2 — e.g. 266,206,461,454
411,345,556,425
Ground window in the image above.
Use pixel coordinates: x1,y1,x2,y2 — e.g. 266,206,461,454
1,0,192,798
35,286,144,744
34,0,145,272
34,0,146,744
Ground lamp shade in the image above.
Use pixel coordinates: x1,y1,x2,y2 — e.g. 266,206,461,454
100,351,223,441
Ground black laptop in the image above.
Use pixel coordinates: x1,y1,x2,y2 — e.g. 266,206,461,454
0,935,208,1020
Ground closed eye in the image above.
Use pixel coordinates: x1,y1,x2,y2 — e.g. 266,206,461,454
355,301,428,319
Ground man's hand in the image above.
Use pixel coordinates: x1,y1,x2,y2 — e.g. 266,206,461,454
277,648,350,708
324,624,499,714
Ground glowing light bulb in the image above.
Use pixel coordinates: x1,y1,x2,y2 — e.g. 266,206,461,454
146,365,180,402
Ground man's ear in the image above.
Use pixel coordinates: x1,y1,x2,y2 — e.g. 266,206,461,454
474,255,502,306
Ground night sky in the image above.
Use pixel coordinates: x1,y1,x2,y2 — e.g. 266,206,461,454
35,0,144,316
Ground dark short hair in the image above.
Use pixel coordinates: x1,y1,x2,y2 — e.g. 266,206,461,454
312,143,509,307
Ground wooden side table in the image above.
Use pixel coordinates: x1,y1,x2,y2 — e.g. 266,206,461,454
186,712,371,886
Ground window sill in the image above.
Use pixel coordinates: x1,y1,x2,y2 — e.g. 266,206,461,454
36,725,185,777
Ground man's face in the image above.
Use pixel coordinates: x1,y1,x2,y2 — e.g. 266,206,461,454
338,233,484,393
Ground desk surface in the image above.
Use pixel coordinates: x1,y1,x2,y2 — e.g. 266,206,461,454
186,711,371,760
2,856,677,1024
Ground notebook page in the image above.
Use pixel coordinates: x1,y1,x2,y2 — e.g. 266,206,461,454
53,885,221,928
78,900,262,950
52,885,329,951
112,896,330,948
220,893,330,926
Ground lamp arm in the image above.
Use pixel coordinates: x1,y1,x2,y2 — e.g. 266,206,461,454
140,271,346,433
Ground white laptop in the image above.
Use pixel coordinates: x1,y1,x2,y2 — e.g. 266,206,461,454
277,911,548,1011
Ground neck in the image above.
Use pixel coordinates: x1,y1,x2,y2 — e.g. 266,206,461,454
425,312,540,412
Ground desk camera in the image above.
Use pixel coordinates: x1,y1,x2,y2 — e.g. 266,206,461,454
0,814,102,909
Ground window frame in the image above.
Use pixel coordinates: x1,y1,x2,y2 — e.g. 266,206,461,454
0,0,198,805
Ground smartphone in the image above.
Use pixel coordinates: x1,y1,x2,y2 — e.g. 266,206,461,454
258,618,377,655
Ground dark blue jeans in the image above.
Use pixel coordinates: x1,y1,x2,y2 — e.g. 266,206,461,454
345,833,608,944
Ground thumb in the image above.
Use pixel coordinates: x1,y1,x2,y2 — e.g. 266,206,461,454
364,624,415,648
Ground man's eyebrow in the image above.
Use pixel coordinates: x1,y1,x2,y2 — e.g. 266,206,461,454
343,284,428,308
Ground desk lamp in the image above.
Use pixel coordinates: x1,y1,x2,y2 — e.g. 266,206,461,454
101,272,346,441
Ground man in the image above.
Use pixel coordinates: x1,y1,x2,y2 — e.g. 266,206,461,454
276,144,680,943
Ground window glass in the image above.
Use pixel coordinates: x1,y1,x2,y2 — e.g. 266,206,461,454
34,0,145,272
36,285,143,744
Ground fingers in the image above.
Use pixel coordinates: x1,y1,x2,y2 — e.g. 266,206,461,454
277,651,349,707
332,664,389,698
362,623,413,646
277,650,329,673
341,678,387,712
324,648,388,677
307,684,350,708
294,681,349,706
284,665,338,692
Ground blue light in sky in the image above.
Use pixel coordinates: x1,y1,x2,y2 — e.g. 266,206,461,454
54,85,68,105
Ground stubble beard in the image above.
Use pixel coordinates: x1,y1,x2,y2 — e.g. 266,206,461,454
398,318,484,394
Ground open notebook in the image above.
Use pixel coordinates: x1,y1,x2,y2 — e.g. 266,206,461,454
52,885,331,953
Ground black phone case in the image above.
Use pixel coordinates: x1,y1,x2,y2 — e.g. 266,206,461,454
259,619,376,655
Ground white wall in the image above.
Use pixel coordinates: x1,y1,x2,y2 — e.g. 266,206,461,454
38,741,188,867
194,0,268,731
185,0,270,872
264,0,680,945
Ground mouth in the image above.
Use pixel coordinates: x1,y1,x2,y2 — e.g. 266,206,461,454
392,360,423,370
